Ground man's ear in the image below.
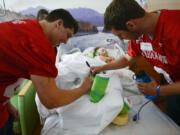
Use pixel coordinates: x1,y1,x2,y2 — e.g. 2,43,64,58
56,19,63,29
126,20,137,31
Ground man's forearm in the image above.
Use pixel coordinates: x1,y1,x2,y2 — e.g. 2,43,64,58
160,81,180,96
102,54,136,70
31,75,87,109
39,87,86,109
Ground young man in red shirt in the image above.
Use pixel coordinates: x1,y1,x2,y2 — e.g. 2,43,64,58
91,0,180,126
0,9,93,134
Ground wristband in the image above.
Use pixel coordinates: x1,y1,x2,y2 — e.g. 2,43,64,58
156,85,160,96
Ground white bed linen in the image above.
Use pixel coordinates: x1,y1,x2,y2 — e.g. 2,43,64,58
36,52,180,135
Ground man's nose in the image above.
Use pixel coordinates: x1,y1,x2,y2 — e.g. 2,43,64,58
118,36,123,40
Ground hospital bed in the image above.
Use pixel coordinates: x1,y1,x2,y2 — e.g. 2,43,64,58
11,78,180,135
10,37,180,135
34,38,180,135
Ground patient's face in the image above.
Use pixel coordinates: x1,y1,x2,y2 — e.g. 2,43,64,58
97,48,107,56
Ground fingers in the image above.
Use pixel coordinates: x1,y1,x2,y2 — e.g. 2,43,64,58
138,87,145,94
90,66,104,76
137,85,144,93
136,81,156,95
14,111,19,121
136,82,146,94
88,70,91,76
84,76,93,84
90,69,94,76
81,76,93,93
90,67,96,76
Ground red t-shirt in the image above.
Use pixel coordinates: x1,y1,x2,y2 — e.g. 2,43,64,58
128,9,180,84
0,19,57,128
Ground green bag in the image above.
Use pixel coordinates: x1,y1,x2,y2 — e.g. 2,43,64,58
90,74,109,103
10,79,39,135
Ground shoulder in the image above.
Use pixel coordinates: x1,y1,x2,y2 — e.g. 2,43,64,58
159,9,180,25
160,10,180,39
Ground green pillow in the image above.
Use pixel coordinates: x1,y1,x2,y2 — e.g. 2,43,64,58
10,79,29,134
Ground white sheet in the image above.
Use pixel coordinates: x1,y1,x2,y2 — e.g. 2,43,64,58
36,52,180,135
36,52,124,135
100,99,180,135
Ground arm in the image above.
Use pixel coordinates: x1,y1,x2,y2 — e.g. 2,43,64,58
91,54,137,74
137,79,180,96
6,100,19,121
31,75,93,109
160,82,180,96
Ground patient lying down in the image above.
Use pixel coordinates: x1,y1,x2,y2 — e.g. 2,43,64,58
94,47,114,63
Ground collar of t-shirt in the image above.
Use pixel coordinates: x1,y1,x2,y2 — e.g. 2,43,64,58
148,10,161,41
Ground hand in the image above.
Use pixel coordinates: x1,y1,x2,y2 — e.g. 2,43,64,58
90,66,104,76
109,56,114,60
6,100,19,121
136,78,158,96
80,76,93,93
106,57,114,63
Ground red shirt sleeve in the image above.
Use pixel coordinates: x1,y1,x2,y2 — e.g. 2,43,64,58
0,19,57,80
25,37,58,78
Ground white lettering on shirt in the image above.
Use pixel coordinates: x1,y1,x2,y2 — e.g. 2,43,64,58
142,50,168,64
159,42,163,48
154,66,173,84
140,42,153,51
12,20,26,24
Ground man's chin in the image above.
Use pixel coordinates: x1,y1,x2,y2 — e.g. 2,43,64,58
126,37,138,40
129,35,142,40
136,34,143,40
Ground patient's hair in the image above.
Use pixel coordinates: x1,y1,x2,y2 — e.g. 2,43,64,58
94,47,101,53
37,9,49,21
45,9,78,34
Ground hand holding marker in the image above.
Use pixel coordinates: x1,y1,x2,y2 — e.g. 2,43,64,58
85,61,109,103
86,61,95,79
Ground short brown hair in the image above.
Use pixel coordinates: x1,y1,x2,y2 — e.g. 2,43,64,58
104,0,145,31
46,9,78,34
37,9,48,21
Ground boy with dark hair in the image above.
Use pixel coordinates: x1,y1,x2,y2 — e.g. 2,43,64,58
0,8,93,134
45,9,78,34
92,0,180,126
104,0,145,31
37,9,49,21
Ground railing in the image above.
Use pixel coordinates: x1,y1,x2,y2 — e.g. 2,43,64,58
0,0,6,17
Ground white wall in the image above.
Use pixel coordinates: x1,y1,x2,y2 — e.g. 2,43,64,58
147,0,180,11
